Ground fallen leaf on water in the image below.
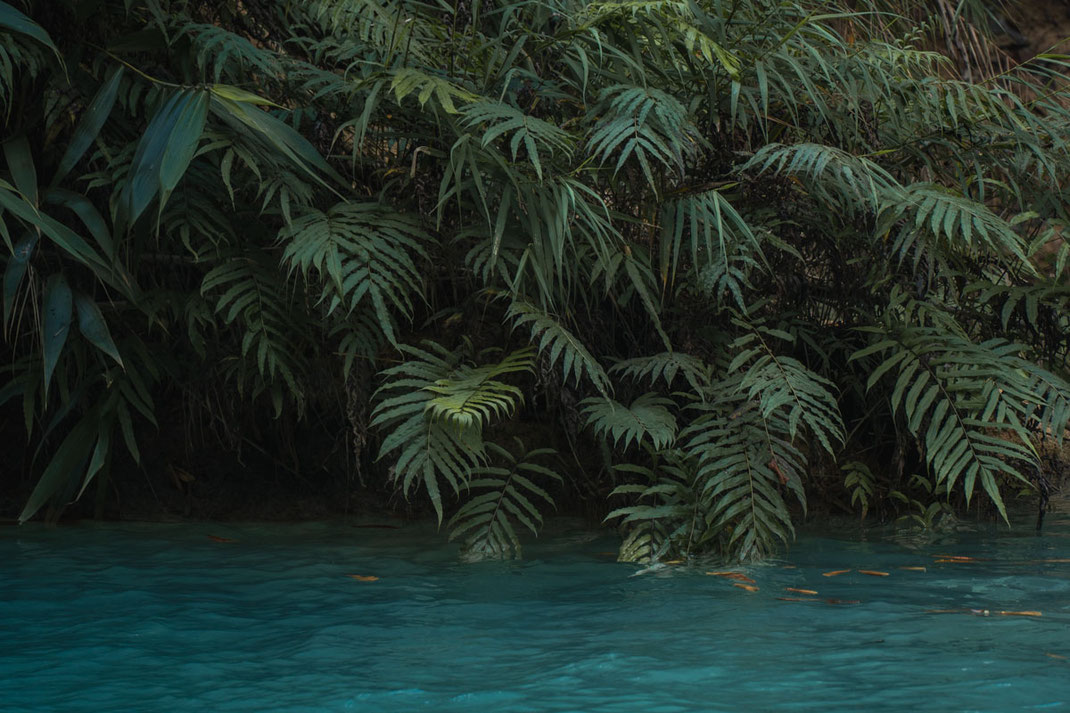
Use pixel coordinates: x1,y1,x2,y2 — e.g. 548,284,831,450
207,535,236,543
899,566,927,572
1045,653,1067,660
663,559,685,565
707,571,756,583
933,555,983,562
933,559,965,564
733,583,759,592
777,596,820,602
347,575,379,582
928,608,1041,617
781,565,797,569
785,587,818,595
822,569,851,577
825,598,860,605
859,570,889,577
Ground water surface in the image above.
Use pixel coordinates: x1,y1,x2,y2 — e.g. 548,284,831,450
2,508,1068,712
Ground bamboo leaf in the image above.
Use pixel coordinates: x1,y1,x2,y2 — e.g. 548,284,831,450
53,66,124,185
41,273,72,397
74,291,123,367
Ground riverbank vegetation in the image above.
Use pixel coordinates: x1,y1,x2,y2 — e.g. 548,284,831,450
1,0,1068,560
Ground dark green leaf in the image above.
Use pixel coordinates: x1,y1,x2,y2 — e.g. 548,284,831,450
74,291,122,367
3,232,35,329
3,135,37,206
0,1,60,56
41,273,72,396
53,66,124,185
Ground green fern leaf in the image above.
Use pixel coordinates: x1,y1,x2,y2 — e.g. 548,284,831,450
581,392,677,451
448,439,562,559
506,300,611,396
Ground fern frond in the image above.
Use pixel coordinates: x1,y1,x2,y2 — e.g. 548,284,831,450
179,23,282,83
743,143,901,214
681,396,805,560
581,392,677,451
279,202,430,346
425,347,535,429
201,252,307,407
877,184,1030,269
854,324,1044,518
660,187,761,306
371,341,535,521
605,450,702,563
587,84,701,189
390,67,479,114
506,300,611,396
448,439,561,560
462,101,574,180
728,325,845,454
610,351,710,394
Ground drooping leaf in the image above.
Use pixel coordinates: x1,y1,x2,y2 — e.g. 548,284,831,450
53,66,125,185
0,1,60,57
3,135,37,205
2,232,35,329
41,273,72,396
209,95,345,194
74,291,122,367
42,188,114,258
18,410,97,523
0,180,126,292
122,88,209,226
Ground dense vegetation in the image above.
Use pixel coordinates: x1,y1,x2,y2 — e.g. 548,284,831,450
1,0,1068,561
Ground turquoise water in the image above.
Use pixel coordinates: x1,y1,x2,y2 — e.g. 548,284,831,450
2,510,1069,712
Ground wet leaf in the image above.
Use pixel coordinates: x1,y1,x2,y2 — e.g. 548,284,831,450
347,574,379,582
822,569,851,577
859,570,889,577
785,587,818,594
733,583,758,592
707,571,756,583
899,566,927,571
